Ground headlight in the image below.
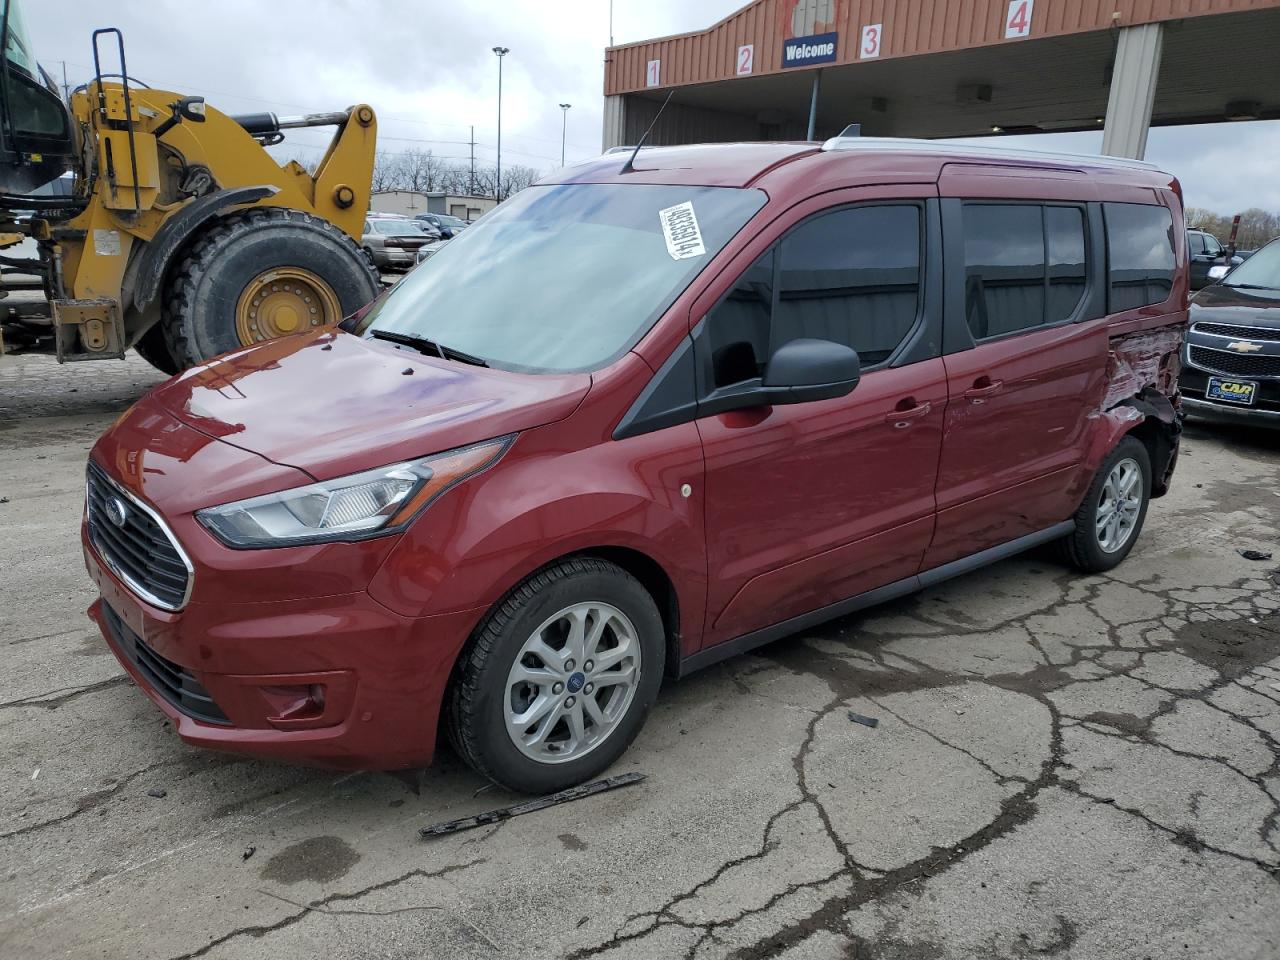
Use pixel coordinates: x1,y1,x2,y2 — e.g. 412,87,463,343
197,437,510,548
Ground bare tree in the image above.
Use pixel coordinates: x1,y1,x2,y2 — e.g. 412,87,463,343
1184,207,1230,236
366,149,544,203
370,150,402,193
1234,207,1280,250
500,164,543,199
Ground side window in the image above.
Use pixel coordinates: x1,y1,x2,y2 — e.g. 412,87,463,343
1204,235,1223,257
1188,232,1205,255
1046,206,1087,323
774,205,921,367
963,204,1045,339
701,204,923,389
1105,202,1176,311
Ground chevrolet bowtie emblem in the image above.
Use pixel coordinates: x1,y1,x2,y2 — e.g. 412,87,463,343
1226,340,1263,353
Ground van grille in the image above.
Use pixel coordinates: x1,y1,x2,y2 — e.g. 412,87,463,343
1187,346,1280,379
86,461,191,610
102,603,229,725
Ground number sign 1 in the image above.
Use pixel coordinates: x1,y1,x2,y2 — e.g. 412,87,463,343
646,59,661,87
1005,0,1034,39
860,23,882,59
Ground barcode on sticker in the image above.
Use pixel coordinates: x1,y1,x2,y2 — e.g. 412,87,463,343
659,202,706,261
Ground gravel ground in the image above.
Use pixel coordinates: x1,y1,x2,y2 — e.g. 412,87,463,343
1,352,1278,960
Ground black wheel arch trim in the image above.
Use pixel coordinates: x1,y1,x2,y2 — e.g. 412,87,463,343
131,185,280,313
1111,386,1181,498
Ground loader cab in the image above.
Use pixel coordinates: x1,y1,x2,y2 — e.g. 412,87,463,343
0,0,75,195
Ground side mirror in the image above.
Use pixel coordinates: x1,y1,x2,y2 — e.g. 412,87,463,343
762,338,861,404
696,338,861,417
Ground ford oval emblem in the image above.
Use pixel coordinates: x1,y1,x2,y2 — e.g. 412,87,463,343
105,496,129,528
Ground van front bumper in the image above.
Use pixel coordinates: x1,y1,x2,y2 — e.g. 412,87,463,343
86,530,481,770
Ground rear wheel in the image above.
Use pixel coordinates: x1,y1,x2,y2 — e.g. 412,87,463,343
161,207,379,368
447,558,665,794
1058,436,1151,573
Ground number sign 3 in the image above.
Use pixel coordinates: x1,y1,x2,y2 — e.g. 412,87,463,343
860,24,882,59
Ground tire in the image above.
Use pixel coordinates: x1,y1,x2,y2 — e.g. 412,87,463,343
447,557,666,794
1057,436,1152,573
161,207,379,368
133,322,180,375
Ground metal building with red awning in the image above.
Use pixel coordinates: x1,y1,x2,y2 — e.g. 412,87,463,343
602,0,1280,159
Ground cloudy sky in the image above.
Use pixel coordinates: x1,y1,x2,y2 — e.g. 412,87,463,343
25,0,1279,215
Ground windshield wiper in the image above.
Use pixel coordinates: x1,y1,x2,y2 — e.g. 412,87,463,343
1224,283,1280,291
437,344,488,367
369,329,488,367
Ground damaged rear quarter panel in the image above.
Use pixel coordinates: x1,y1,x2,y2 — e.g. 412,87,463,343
1102,326,1183,411
1088,324,1186,496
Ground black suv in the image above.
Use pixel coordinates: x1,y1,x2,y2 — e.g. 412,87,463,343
1188,228,1230,290
1180,237,1280,427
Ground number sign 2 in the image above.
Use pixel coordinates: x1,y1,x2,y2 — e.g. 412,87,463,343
1005,0,1034,39
860,23,882,59
736,44,754,76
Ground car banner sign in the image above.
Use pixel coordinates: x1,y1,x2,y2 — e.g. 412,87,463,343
781,31,838,69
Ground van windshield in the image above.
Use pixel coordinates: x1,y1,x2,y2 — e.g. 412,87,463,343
355,183,767,373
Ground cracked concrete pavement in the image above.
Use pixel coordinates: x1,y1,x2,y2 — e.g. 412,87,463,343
1,352,1279,959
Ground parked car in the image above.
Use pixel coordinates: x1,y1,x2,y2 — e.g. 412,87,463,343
1179,236,1280,427
415,213,469,239
84,140,1187,793
415,238,449,265
1187,228,1233,289
361,216,438,270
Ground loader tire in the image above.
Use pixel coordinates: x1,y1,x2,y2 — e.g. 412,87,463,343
161,207,379,368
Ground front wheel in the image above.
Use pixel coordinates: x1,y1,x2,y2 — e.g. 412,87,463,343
1058,436,1152,573
446,558,665,794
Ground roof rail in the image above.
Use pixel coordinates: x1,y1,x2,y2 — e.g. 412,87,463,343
819,135,1159,171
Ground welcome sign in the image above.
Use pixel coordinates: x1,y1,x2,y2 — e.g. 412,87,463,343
781,31,838,68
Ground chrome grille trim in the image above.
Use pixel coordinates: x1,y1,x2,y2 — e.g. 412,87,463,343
86,462,195,611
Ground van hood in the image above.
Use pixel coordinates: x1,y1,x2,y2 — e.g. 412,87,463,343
151,330,591,481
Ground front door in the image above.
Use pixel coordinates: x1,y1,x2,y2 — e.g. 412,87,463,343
696,194,946,647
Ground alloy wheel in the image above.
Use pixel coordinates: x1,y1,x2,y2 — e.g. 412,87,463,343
504,601,642,764
1096,457,1143,553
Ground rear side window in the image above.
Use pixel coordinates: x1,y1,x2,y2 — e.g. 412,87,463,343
962,203,1089,339
963,205,1045,339
1105,203,1175,311
703,204,923,388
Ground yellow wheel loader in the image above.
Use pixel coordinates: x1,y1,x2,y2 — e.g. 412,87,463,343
0,2,380,373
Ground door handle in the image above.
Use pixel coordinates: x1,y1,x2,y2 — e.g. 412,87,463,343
963,378,1004,402
885,400,931,426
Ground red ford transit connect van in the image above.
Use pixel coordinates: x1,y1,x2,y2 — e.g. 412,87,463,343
84,139,1186,793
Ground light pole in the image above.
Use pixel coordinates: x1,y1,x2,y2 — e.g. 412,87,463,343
559,103,572,166
492,46,509,200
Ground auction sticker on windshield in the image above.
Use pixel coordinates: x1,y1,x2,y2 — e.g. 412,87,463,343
659,201,706,261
